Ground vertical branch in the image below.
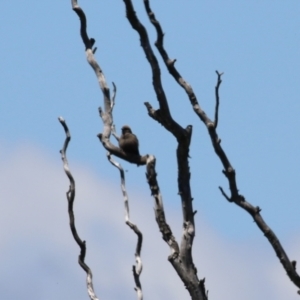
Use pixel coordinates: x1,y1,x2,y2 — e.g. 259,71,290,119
146,155,208,300
145,155,179,259
122,0,182,135
143,0,211,125
123,1,208,299
107,153,143,300
58,117,99,300
214,71,223,129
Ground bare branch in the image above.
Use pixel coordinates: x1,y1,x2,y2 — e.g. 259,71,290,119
107,153,143,300
71,1,149,296
143,0,300,292
58,117,99,300
143,0,212,126
214,71,223,129
145,155,179,259
123,0,186,139
146,156,208,300
72,0,147,166
123,0,195,242
71,0,95,51
218,186,231,202
123,1,208,298
111,82,117,110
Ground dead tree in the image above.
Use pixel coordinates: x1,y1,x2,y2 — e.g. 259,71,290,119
122,0,300,296
60,0,300,299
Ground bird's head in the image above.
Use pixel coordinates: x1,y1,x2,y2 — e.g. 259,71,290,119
121,125,132,134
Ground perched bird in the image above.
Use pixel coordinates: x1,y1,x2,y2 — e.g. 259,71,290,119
119,125,140,156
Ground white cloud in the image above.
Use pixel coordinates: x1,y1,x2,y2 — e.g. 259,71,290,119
0,143,298,299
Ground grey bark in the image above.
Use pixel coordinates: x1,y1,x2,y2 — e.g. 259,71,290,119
108,153,144,300
59,117,99,300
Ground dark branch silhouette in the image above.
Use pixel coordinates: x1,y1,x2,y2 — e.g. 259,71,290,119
142,0,300,293
214,71,223,129
123,1,208,299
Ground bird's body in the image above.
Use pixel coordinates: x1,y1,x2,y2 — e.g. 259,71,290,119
119,125,140,156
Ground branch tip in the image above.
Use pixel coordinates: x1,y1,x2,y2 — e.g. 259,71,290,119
215,70,224,77
219,186,232,202
168,59,176,66
214,71,223,128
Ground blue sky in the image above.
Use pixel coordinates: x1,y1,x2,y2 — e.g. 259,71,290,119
0,1,299,299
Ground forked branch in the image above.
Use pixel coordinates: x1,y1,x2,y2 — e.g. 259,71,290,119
122,0,186,139
59,117,99,300
123,1,208,299
143,0,300,292
145,155,208,300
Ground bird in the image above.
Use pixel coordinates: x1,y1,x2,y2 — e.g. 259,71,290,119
118,125,140,156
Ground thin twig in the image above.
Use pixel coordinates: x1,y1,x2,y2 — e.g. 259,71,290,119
214,71,223,129
58,117,99,300
107,153,143,300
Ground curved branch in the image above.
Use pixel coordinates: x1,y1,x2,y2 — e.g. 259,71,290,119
71,0,94,51
58,117,99,300
72,0,147,166
143,0,300,292
107,153,143,300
